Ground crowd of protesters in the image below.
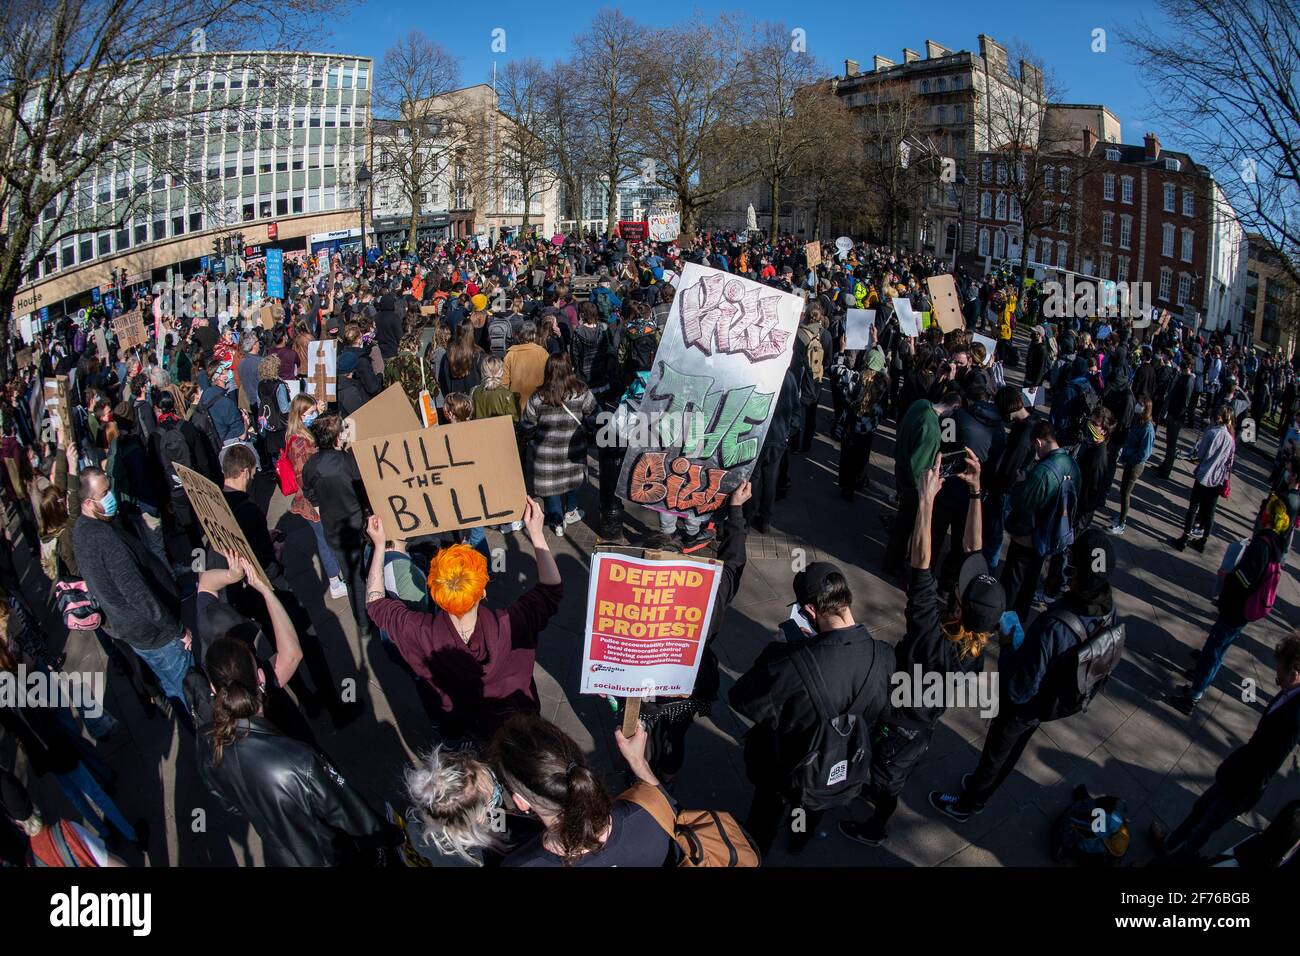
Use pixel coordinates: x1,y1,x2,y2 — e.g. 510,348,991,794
0,226,1296,869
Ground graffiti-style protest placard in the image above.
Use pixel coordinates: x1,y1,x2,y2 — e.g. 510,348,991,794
580,550,723,698
173,463,270,589
616,262,804,519
925,274,965,333
353,417,526,539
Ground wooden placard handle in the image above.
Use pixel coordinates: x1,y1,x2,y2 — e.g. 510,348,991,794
621,696,642,738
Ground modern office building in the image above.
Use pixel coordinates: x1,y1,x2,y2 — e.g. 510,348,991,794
13,50,373,324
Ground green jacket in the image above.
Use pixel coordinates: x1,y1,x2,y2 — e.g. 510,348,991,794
1007,448,1077,538
896,399,940,488
471,385,519,423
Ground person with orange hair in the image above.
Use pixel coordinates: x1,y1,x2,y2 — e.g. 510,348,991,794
363,497,562,742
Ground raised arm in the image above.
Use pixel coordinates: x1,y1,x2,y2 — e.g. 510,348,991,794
522,496,560,586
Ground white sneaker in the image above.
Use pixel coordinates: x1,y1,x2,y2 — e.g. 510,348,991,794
510,520,524,533
564,509,584,526
1110,522,1126,536
552,524,565,538
328,576,348,599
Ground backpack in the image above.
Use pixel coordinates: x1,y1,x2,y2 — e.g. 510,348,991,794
619,320,660,379
797,324,825,383
1243,553,1282,623
786,642,883,810
53,578,102,631
1050,785,1131,866
1032,454,1079,559
276,445,299,497
619,782,760,868
487,315,512,359
1036,608,1126,721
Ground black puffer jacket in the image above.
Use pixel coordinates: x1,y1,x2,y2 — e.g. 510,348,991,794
198,716,389,866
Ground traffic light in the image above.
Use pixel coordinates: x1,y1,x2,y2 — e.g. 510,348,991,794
212,237,222,258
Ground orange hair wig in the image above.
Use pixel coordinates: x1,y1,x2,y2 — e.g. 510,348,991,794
428,544,489,616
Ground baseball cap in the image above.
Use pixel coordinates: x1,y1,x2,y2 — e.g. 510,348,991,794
957,553,1005,633
792,561,844,606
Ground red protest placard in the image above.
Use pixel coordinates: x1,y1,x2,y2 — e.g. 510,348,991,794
580,550,722,698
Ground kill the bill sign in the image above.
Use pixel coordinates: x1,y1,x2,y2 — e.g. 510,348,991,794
616,262,804,520
581,552,723,698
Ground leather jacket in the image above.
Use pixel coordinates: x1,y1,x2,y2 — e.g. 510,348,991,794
198,716,389,866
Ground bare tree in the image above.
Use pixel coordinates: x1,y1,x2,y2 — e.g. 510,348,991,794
0,0,323,370
494,59,556,235
632,17,755,242
741,22,833,243
373,30,465,252
536,59,597,229
786,95,864,240
854,82,935,246
571,9,648,238
1125,0,1299,285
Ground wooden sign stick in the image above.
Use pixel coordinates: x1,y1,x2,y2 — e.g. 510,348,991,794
621,695,642,739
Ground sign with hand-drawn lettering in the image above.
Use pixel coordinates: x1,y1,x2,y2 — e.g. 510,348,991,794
925,273,965,333
353,416,526,539
173,462,270,588
616,262,803,519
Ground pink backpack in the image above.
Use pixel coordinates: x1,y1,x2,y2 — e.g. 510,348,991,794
54,579,102,631
1243,559,1281,622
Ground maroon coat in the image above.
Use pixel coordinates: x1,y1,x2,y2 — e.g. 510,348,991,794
367,582,563,739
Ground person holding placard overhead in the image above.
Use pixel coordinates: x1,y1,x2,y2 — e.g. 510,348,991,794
363,496,562,745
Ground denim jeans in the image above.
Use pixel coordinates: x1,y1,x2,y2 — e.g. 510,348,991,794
57,762,136,842
1188,618,1247,697
658,510,701,537
464,526,492,560
543,490,579,527
309,518,341,580
983,492,1011,571
133,636,194,710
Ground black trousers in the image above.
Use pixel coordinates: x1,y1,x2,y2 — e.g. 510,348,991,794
1000,538,1045,622
1162,781,1259,864
959,707,1041,808
930,496,969,596
796,399,818,453
597,444,627,518
745,787,825,856
838,430,876,492
1181,482,1225,539
746,442,785,529
1158,419,1183,476
336,541,372,637
860,722,934,837
884,478,919,577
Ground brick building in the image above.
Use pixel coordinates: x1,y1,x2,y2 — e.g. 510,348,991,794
969,131,1246,330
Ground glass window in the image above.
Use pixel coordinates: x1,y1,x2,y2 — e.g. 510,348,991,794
243,202,255,221
276,197,288,216
80,237,93,261
980,192,991,217
1119,215,1132,250
152,219,165,241
1182,190,1193,217
61,244,75,268
1117,256,1128,281
1120,176,1133,203
292,195,303,214
994,231,1006,258
1044,166,1054,191
995,193,1006,220
1100,252,1112,278
1056,241,1068,267
1159,267,1172,300
116,227,130,250
172,215,185,235
97,233,111,256
1103,173,1115,200
189,211,203,232
1102,211,1113,245
135,222,147,245
1162,222,1175,257
1177,273,1191,305
1163,182,1175,212
1059,167,1070,192
1181,228,1194,262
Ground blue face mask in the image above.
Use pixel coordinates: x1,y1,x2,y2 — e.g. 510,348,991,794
99,490,119,518
303,410,319,427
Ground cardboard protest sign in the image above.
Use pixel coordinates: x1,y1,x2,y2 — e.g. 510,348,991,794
972,333,998,357
419,305,438,316
925,274,964,333
305,340,337,402
42,379,62,432
347,383,422,443
173,462,270,588
845,309,875,351
112,309,148,349
616,262,804,519
353,416,526,539
893,298,920,337
16,348,33,370
93,328,110,361
805,240,822,270
258,303,281,331
580,550,723,698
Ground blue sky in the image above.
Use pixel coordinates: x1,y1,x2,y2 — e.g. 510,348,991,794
328,0,1179,149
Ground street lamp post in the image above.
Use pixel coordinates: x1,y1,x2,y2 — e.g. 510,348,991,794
356,163,373,267
953,173,967,270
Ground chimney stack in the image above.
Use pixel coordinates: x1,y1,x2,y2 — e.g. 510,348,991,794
925,40,950,59
873,55,896,72
845,59,860,77
903,48,921,63
1144,132,1161,160
1082,129,1097,157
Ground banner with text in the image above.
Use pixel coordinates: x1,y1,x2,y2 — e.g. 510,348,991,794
580,551,723,698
